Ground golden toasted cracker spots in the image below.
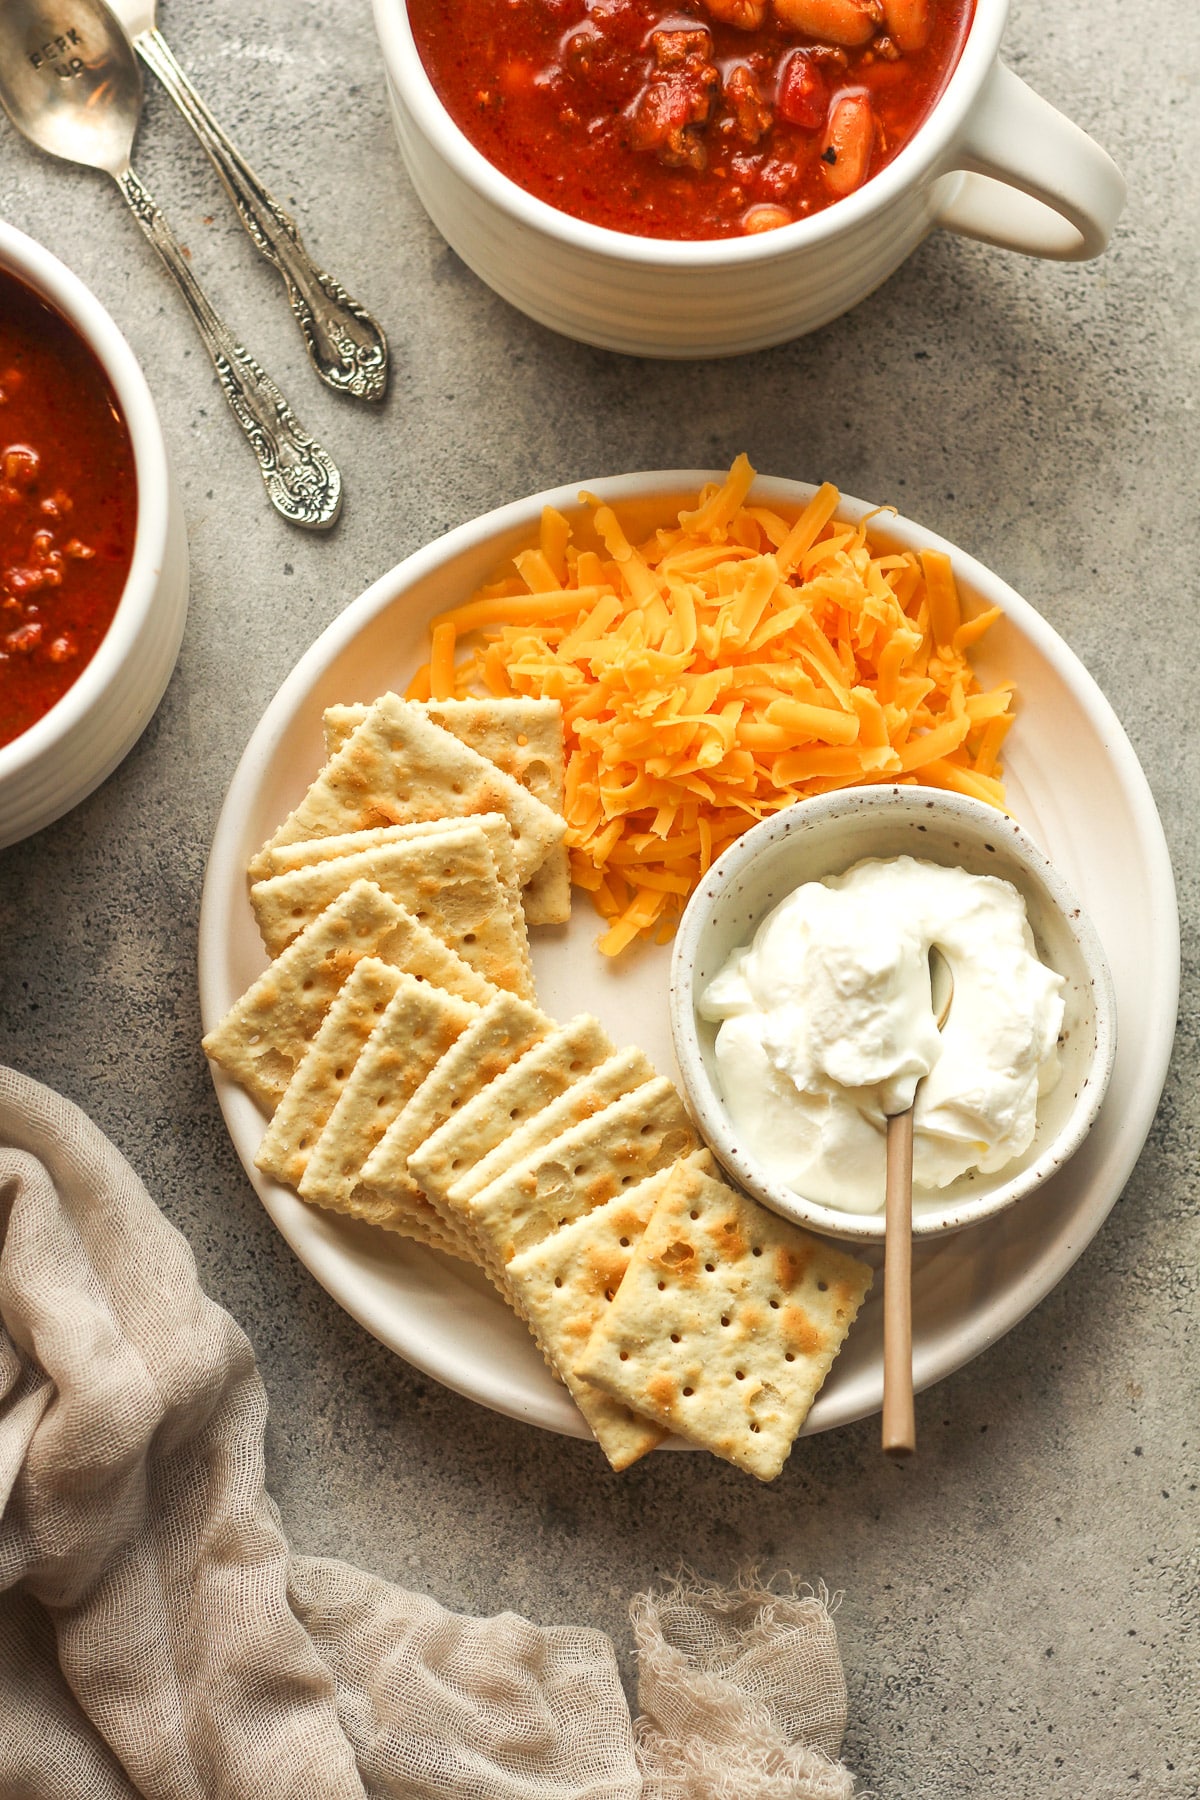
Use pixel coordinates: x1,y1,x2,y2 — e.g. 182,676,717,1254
323,697,571,924
251,693,564,888
577,1163,872,1481
503,1151,715,1471
299,974,478,1215
357,993,551,1239
251,819,534,998
202,880,408,1112
464,1078,699,1270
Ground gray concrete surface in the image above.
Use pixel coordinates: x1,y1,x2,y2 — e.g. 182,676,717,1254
1,1,1197,1793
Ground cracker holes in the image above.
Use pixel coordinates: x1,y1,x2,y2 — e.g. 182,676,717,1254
573,1162,586,1177
301,978,315,993
752,1246,762,1257
554,1276,563,1289
619,1351,629,1362
670,1332,681,1344
682,1386,694,1397
769,1299,779,1310
720,1315,730,1328
750,1424,761,1434
785,1352,795,1363
568,1059,583,1073
735,1370,745,1381
689,1209,700,1220
463,933,477,946
657,1281,666,1291
817,1279,828,1291
334,1068,346,1082
450,1157,462,1171
704,1263,715,1272
291,906,304,921
619,1236,631,1248
450,1097,463,1110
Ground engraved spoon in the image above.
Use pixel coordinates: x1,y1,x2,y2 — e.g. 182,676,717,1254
882,946,954,1460
0,0,342,530
107,0,387,403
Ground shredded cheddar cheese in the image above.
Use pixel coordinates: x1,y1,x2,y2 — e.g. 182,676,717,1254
411,457,1016,956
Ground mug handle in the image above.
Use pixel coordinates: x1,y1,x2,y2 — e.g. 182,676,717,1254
934,60,1126,261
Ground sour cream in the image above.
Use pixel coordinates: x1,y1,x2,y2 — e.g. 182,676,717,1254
699,856,1066,1214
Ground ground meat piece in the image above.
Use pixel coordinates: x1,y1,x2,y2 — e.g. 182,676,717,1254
628,32,720,169
723,63,772,144
651,27,713,66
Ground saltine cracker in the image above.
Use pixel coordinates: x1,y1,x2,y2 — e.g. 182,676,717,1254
463,1077,699,1268
577,1164,873,1482
249,693,564,887
324,696,570,924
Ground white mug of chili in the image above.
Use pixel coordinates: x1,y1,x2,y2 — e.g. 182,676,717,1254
372,0,1124,357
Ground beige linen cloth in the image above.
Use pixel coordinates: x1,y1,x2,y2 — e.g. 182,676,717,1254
0,1066,855,1800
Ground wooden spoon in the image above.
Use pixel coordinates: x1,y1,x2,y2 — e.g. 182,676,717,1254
882,948,953,1459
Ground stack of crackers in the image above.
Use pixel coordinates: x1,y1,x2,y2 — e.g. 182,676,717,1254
204,691,873,1481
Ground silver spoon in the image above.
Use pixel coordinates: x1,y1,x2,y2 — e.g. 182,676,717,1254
0,0,342,531
882,945,953,1460
106,0,388,403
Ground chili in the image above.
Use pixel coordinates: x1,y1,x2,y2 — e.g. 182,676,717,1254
0,271,136,750
410,0,974,239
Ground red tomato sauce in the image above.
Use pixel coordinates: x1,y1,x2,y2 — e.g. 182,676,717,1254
0,271,137,750
410,0,974,239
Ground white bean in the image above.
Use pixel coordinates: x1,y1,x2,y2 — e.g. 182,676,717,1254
742,204,794,232
820,92,875,196
771,0,879,47
702,0,769,30
882,0,930,52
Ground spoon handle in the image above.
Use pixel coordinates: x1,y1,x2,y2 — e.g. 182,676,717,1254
114,166,341,531
882,1106,916,1459
132,27,388,404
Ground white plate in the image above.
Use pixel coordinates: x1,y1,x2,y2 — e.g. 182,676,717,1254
199,473,1179,1443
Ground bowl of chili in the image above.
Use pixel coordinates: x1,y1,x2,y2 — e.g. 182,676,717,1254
373,0,1125,357
0,223,188,849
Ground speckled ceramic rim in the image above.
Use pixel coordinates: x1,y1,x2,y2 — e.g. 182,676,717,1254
0,223,174,787
374,0,1008,266
670,784,1118,1243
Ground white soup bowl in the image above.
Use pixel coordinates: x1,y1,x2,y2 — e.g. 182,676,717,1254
0,223,188,849
373,0,1125,357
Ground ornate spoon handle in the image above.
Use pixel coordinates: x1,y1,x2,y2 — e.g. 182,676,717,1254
114,165,342,531
133,27,388,404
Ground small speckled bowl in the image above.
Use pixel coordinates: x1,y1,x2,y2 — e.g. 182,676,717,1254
669,785,1117,1243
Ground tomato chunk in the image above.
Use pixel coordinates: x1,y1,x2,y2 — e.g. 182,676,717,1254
777,52,827,130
